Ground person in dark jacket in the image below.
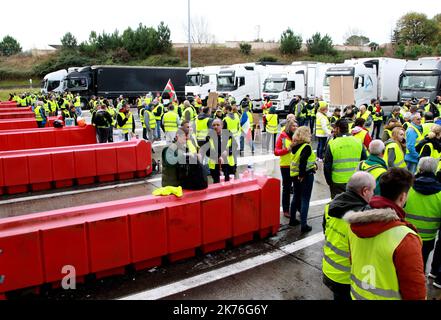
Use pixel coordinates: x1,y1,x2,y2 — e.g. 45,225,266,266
416,124,441,158
92,104,113,143
322,172,376,300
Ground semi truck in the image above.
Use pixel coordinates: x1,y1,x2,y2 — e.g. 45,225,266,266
185,65,223,102
261,62,335,114
322,58,407,111
41,69,68,94
216,62,286,111
62,65,189,105
399,57,441,104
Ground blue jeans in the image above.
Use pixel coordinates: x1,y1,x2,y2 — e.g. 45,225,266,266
240,133,255,153
155,120,162,140
406,161,417,174
290,172,314,227
317,137,327,159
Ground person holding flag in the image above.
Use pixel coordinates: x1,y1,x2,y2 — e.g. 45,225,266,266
162,79,177,103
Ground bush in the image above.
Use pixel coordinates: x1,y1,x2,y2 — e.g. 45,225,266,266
436,44,441,55
0,35,22,56
143,55,181,66
33,52,95,77
239,43,252,55
280,28,302,54
112,48,131,63
306,33,336,56
258,55,278,63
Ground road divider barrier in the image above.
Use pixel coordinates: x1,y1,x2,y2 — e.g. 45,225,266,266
0,176,279,298
0,117,57,130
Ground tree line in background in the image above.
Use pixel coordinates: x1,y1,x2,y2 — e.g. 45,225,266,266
1,12,441,79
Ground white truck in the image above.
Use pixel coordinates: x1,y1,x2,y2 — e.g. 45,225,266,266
185,65,222,102
41,69,68,94
322,58,407,111
262,62,335,114
216,62,286,110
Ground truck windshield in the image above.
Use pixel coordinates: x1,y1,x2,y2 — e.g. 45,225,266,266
186,74,200,86
66,77,88,89
400,75,439,91
263,80,285,93
47,80,60,91
217,76,236,91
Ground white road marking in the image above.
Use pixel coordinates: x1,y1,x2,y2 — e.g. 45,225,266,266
119,232,325,300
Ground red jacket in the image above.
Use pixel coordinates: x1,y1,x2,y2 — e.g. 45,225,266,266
344,196,426,300
274,131,292,167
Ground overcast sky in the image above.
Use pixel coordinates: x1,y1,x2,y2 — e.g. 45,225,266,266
1,0,440,50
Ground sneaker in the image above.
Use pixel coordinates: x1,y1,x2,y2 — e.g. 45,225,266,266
283,212,291,218
288,219,300,227
433,278,441,289
428,272,437,279
301,224,312,233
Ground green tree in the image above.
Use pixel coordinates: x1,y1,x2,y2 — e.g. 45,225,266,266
394,12,438,45
306,33,335,55
344,35,370,46
239,42,252,55
157,22,172,53
279,28,302,55
0,35,22,56
60,32,77,49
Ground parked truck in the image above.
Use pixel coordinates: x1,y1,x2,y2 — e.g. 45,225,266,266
262,62,335,114
62,65,189,105
399,57,441,104
41,69,68,94
323,58,407,112
185,65,223,102
216,62,286,111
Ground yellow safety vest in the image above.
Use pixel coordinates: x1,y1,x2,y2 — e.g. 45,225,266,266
196,117,210,141
208,137,235,169
266,114,278,134
279,136,292,167
153,104,164,121
118,112,133,134
316,112,330,137
384,141,406,168
405,123,424,155
146,110,156,129
163,111,179,132
225,115,241,137
329,136,363,184
34,105,44,121
290,143,316,177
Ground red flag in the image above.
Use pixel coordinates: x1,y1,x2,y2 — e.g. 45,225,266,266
163,79,176,101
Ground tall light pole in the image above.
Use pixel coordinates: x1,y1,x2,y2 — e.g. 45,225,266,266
188,0,191,68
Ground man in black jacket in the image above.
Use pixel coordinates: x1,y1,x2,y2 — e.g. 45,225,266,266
92,104,114,143
322,171,376,300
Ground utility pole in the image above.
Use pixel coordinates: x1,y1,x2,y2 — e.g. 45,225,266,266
188,0,191,68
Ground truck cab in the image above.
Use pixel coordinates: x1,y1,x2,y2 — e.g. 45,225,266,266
323,62,377,108
185,66,221,102
399,57,441,104
41,69,68,94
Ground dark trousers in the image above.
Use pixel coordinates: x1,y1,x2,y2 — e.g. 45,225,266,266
96,127,110,143
317,137,328,159
430,229,441,276
142,127,147,140
305,117,315,135
290,173,314,227
330,182,346,199
372,121,382,140
123,133,129,141
210,165,237,184
281,167,293,213
323,274,351,301
108,126,114,142
37,121,45,128
422,239,436,271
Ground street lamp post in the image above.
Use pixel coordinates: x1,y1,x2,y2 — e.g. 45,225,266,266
188,0,191,68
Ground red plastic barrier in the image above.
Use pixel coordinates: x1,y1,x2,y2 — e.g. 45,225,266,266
0,176,280,297
0,107,31,113
0,139,152,194
0,117,57,130
0,112,35,119
0,102,18,108
0,125,96,151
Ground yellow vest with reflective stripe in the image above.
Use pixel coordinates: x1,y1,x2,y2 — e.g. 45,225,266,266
384,141,406,168
139,108,146,128
34,105,44,121
316,112,330,137
196,117,210,141
183,107,196,122
266,114,278,134
163,111,179,132
418,142,440,159
146,110,156,129
357,161,387,181
118,112,133,134
153,104,164,121
422,123,434,137
290,143,316,177
404,188,441,241
74,97,81,107
208,137,235,169
349,226,419,300
352,129,367,145
322,204,351,284
279,136,292,167
329,136,363,184
225,115,241,137
356,111,371,121
107,107,116,126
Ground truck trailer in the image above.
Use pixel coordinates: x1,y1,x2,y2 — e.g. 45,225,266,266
323,58,407,111
62,65,189,104
185,65,223,102
399,57,441,104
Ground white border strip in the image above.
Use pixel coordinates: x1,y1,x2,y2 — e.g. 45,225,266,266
119,232,325,300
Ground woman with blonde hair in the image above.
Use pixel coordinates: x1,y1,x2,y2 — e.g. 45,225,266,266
289,126,317,232
384,126,407,168
416,124,441,159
